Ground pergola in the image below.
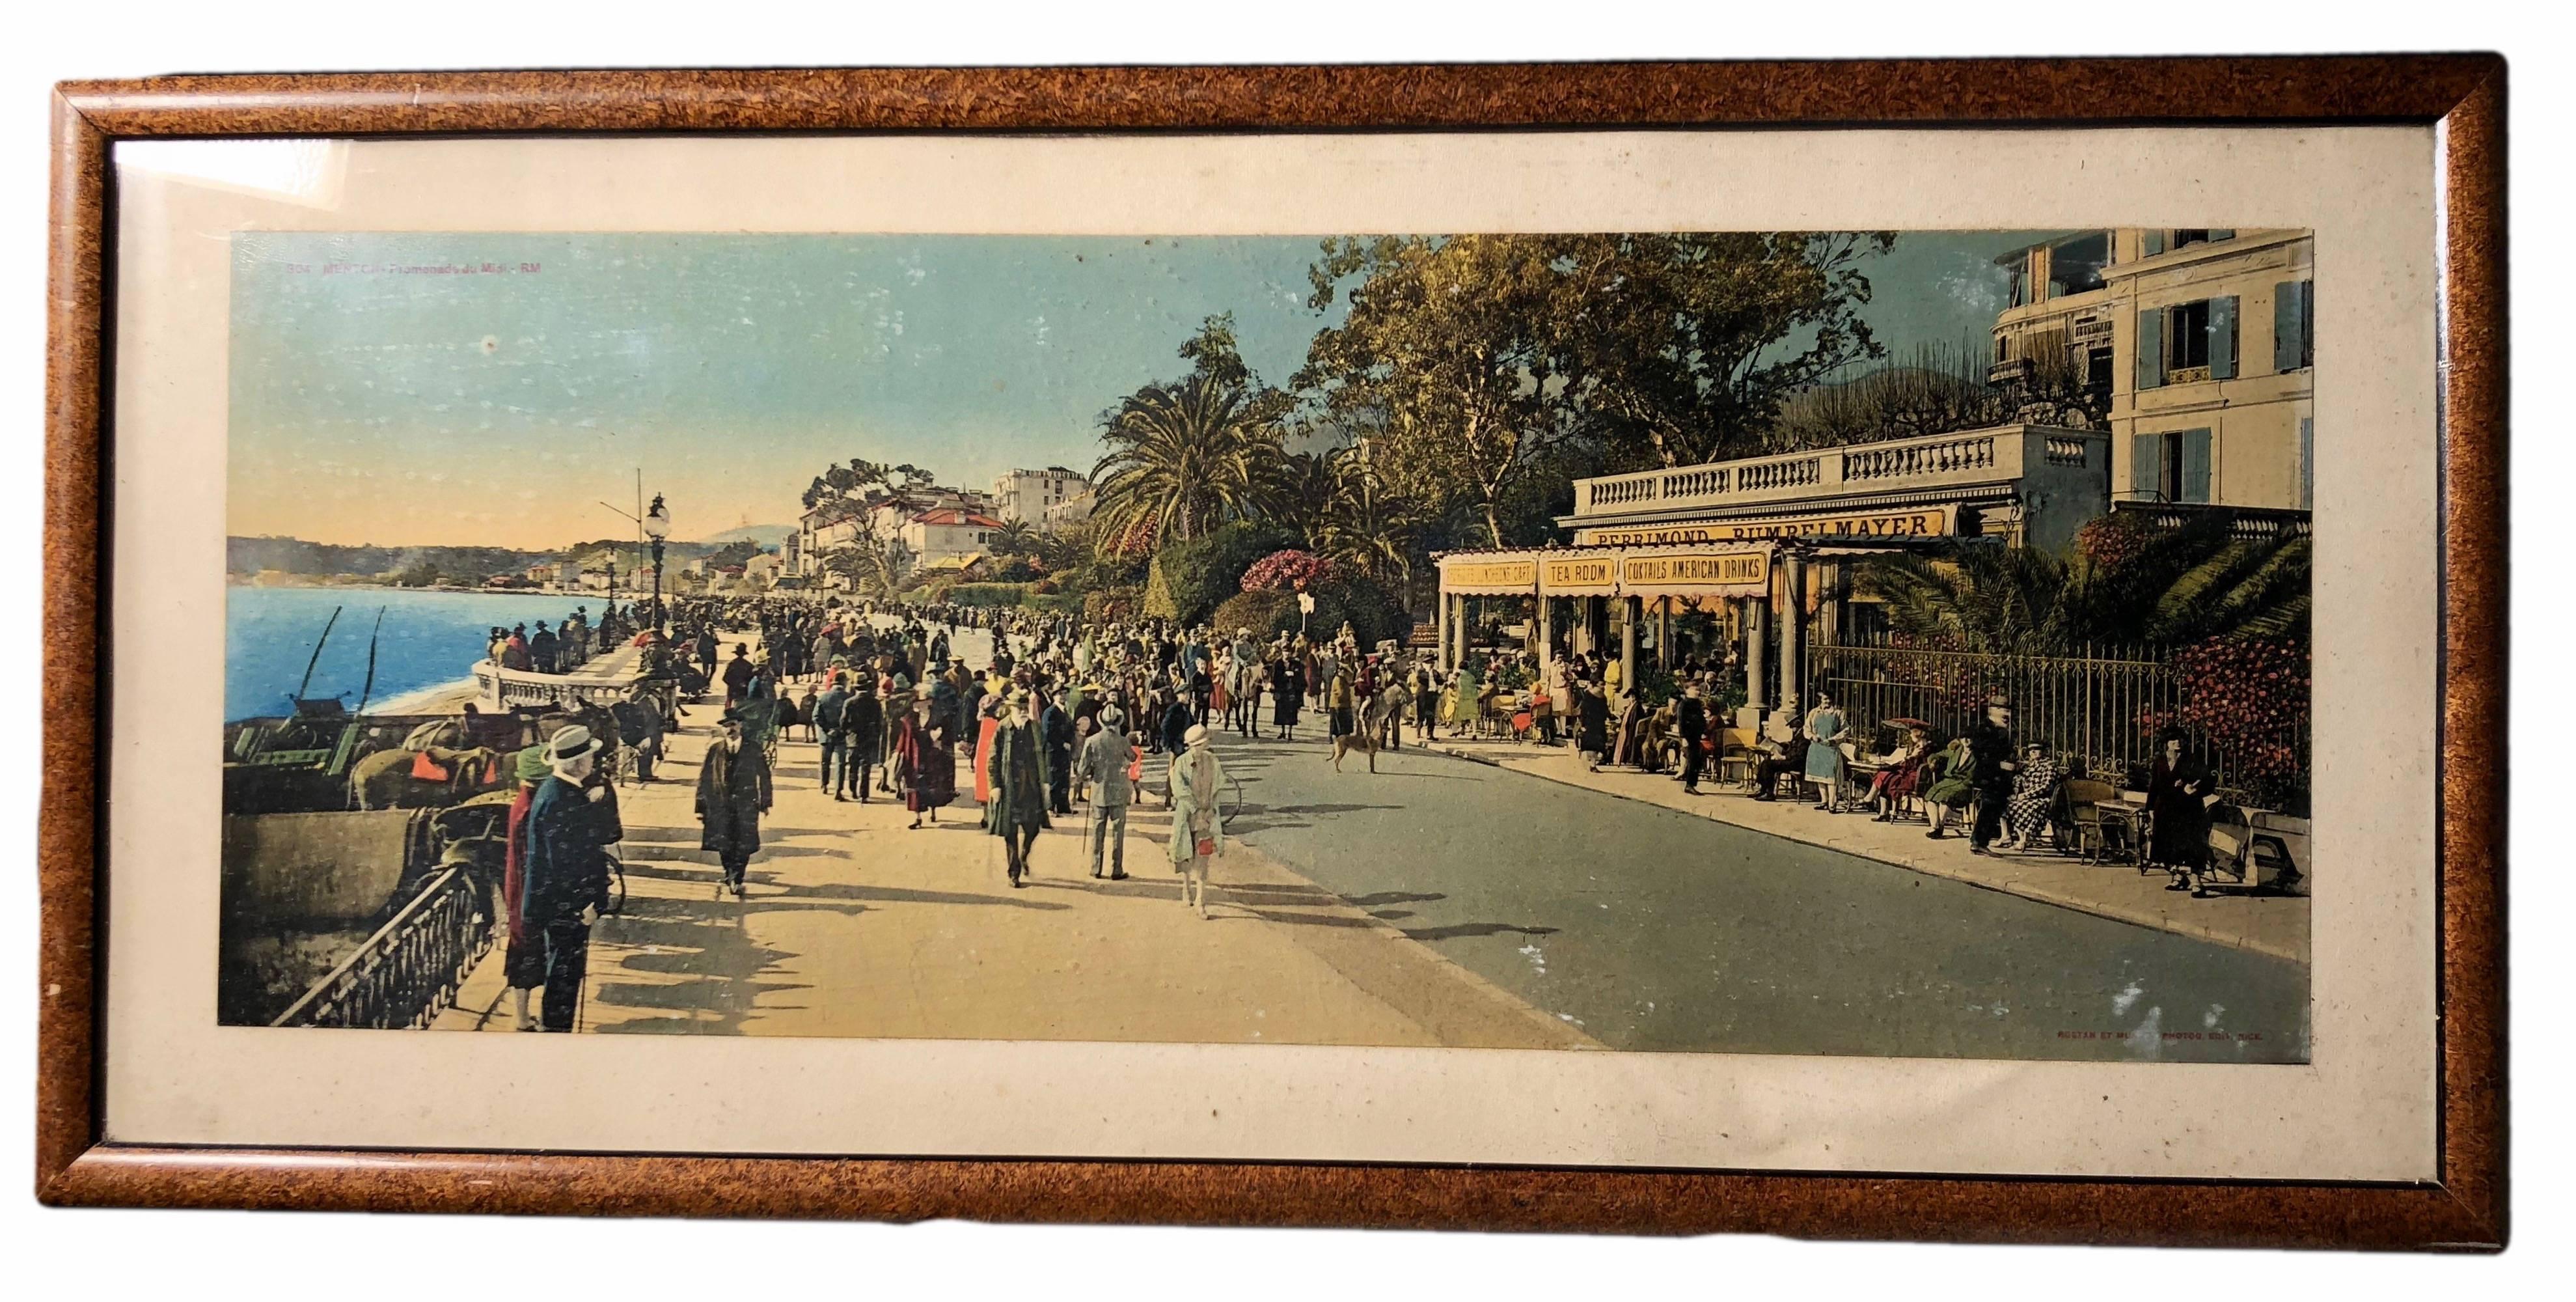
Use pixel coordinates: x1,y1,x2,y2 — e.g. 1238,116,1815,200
1435,540,1783,711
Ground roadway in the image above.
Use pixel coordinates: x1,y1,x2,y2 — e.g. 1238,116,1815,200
1207,728,2309,1062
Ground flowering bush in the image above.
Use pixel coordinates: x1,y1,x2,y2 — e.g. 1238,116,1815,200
1239,549,1337,594
2138,635,2310,810
1083,586,1140,625
1102,510,1159,560
2074,510,2158,576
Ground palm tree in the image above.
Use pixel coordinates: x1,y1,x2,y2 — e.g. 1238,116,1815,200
1858,543,2082,654
988,519,1041,559
1311,444,1418,582
1856,518,2311,654
1260,448,1339,540
1091,374,1284,549
2141,532,2311,643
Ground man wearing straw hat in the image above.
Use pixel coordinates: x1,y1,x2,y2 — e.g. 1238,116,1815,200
518,725,622,1032
1076,703,1138,881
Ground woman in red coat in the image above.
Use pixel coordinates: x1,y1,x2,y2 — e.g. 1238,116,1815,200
498,744,552,1031
893,683,957,829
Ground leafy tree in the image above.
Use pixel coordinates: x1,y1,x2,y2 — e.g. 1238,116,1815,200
1296,236,1576,549
1295,232,1895,547
1178,312,1297,427
1142,520,1297,625
1766,338,2110,454
821,536,907,600
1546,231,1897,469
801,458,937,512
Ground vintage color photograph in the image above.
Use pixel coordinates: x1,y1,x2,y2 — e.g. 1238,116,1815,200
219,228,2314,1060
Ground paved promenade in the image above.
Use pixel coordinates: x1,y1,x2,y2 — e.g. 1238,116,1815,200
440,633,1587,1047
1429,734,2309,967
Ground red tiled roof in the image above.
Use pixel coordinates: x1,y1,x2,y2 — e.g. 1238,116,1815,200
912,508,1007,528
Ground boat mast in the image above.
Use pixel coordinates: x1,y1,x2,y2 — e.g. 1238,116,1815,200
294,605,344,703
353,607,387,714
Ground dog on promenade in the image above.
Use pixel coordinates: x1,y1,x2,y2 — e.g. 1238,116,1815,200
1333,695,1391,773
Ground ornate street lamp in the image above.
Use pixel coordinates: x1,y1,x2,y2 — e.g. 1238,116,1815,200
642,493,671,637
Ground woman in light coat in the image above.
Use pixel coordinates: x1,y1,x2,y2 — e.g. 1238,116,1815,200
1167,723,1227,919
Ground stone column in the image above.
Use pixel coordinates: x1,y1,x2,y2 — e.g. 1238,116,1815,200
1780,553,1806,710
1656,598,1674,669
1619,595,1639,699
1536,594,1554,679
1436,590,1453,671
1744,596,1768,719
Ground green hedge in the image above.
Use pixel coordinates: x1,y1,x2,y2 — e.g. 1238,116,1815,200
943,582,1041,608
1207,575,1408,648
1146,521,1298,626
1209,590,1299,641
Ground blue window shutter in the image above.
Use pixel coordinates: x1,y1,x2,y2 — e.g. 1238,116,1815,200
2182,428,2213,503
2273,281,2307,373
2137,307,2165,389
2210,296,2238,380
2130,434,2163,498
2143,230,2167,257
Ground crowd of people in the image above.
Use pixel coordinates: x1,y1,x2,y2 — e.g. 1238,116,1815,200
645,594,1257,902
482,590,2238,1033
481,601,649,676
1437,638,2232,891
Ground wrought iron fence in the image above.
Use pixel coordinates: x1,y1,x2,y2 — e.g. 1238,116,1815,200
269,866,492,1030
1803,634,2307,801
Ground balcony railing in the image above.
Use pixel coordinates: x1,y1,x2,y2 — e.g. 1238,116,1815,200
2110,501,2313,539
269,866,493,1030
1571,424,2104,519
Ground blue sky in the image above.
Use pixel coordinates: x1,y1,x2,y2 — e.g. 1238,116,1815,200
228,230,2039,549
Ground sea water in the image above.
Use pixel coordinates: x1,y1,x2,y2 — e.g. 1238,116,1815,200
225,585,610,723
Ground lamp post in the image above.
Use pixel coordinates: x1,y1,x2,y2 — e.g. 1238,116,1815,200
643,493,671,637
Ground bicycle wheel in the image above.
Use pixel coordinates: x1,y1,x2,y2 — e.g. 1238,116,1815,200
1220,771,1246,830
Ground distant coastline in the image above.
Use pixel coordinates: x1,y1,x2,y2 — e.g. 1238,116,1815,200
228,574,596,597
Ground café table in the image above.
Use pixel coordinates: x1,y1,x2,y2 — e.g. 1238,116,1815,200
2091,794,2148,865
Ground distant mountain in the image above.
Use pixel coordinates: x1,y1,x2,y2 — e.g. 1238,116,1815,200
698,523,795,549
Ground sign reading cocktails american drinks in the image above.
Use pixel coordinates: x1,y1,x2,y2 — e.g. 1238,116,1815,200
1621,549,1768,592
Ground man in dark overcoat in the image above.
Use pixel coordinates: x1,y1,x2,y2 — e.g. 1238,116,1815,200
985,689,1051,888
1964,696,2020,856
519,726,622,1032
1040,689,1078,816
696,708,772,897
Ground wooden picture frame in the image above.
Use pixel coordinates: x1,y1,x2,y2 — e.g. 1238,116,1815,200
39,57,2508,1246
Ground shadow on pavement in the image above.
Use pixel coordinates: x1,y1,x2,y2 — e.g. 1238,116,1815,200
1399,922,1562,943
